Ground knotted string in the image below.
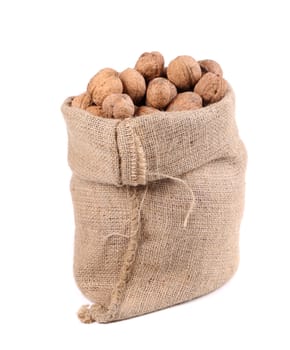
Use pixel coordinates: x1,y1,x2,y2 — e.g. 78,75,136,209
103,172,195,240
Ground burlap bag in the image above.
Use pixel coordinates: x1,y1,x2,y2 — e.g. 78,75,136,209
62,86,247,323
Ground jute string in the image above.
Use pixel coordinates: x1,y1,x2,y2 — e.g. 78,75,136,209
103,172,196,240
78,173,196,323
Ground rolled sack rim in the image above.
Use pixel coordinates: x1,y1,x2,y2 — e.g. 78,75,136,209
61,85,237,186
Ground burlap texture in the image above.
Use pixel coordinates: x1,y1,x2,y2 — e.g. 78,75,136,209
62,86,247,323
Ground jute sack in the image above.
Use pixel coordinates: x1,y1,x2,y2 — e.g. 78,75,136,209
62,86,247,323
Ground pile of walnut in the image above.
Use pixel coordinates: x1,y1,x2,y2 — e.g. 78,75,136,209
72,52,227,118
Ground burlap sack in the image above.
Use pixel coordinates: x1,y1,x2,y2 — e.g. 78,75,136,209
62,86,247,323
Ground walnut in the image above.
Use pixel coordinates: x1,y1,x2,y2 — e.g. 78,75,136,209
135,51,165,81
86,105,105,117
87,68,123,105
167,55,202,90
102,93,135,119
146,78,177,109
198,59,223,76
135,105,161,116
166,92,202,112
194,72,227,104
119,68,146,104
71,92,91,109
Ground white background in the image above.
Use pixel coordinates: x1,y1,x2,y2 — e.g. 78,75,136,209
0,0,289,349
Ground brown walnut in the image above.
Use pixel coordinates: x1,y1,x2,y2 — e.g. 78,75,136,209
135,105,161,116
86,105,105,117
198,59,223,76
120,68,146,104
146,78,177,109
166,92,202,112
87,68,123,105
167,55,202,90
135,51,165,81
102,93,135,119
194,72,227,104
71,92,91,109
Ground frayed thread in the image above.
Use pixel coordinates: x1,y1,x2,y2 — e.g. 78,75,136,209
78,304,107,324
103,172,195,241
150,172,196,228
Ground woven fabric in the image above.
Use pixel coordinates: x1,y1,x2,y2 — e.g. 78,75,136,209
62,86,247,323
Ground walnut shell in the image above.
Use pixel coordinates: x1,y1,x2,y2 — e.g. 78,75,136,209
71,92,91,109
86,105,105,117
87,68,123,105
119,68,146,104
194,72,227,104
135,51,165,81
166,92,202,112
102,93,135,119
198,59,223,76
135,105,161,116
146,77,177,109
167,55,202,90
